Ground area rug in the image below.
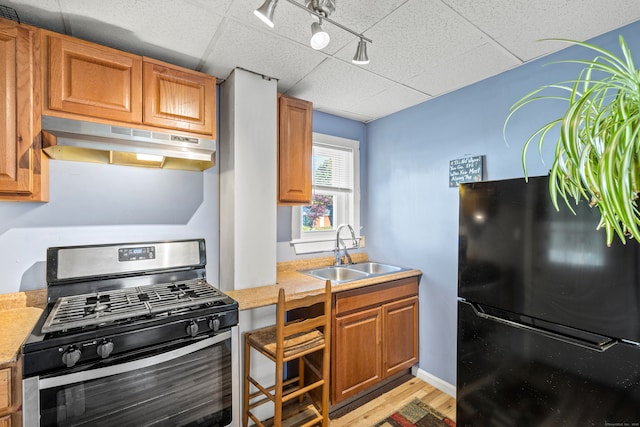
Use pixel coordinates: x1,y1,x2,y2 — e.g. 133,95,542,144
374,398,456,427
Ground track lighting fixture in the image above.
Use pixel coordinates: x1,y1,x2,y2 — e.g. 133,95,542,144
352,39,369,65
310,19,330,50
254,0,372,65
254,0,278,28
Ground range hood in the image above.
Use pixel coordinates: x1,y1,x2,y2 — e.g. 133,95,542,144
41,116,216,171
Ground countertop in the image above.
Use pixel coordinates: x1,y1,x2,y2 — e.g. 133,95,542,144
0,289,46,365
226,254,422,310
0,257,422,362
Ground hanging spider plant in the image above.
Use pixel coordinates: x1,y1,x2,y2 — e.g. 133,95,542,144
504,35,640,246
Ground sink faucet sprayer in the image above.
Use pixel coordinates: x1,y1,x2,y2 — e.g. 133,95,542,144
335,224,359,266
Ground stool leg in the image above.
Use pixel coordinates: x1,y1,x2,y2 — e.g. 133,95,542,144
243,333,250,427
298,356,305,404
274,353,284,426
322,347,329,426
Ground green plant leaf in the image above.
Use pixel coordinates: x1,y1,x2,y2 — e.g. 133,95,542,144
505,36,640,246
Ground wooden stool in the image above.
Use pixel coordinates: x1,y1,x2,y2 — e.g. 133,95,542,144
243,280,331,427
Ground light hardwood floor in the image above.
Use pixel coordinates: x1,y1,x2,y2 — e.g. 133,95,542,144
329,376,456,426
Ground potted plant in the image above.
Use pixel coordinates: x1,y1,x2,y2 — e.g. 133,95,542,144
505,36,640,246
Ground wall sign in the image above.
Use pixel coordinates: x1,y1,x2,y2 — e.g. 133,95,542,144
449,155,484,187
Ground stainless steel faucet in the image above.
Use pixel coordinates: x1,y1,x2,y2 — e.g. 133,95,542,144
335,224,359,265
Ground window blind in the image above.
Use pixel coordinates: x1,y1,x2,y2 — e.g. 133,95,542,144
312,143,353,191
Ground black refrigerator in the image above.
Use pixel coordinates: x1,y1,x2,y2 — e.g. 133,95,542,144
457,175,640,426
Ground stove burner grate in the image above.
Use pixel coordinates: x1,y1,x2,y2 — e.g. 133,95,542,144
41,279,227,333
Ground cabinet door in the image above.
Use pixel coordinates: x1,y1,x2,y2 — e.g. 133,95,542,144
0,24,33,195
383,296,419,378
0,367,9,413
0,415,10,427
278,95,312,204
46,32,142,123
332,306,382,404
143,58,215,136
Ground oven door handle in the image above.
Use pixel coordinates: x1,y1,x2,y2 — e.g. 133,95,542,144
38,331,231,390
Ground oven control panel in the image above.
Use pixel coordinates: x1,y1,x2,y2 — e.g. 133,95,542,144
118,246,156,262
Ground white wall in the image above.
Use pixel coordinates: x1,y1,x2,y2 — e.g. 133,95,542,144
219,68,277,290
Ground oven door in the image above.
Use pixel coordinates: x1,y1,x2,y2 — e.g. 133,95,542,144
23,329,238,427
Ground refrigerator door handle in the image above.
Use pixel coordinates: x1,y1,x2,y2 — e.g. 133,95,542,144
467,301,618,352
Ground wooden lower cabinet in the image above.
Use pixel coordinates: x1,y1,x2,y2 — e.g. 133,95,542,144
383,296,419,377
333,306,382,401
332,277,419,405
0,360,21,427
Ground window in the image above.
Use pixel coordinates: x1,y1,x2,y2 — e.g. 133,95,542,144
291,133,360,254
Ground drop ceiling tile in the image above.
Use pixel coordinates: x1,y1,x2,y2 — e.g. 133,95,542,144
200,18,326,90
406,42,520,96
284,57,403,114
57,0,224,69
326,0,411,32
3,0,65,32
314,106,376,123
347,83,432,122
335,0,491,84
443,0,640,61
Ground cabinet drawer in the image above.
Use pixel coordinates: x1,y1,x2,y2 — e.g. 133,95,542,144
0,367,10,412
334,277,418,315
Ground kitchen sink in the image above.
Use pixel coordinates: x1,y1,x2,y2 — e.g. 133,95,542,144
300,262,407,284
303,266,368,282
346,262,402,275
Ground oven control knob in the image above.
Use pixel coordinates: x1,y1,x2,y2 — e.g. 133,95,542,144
97,339,114,359
62,346,82,368
186,321,199,337
208,316,221,332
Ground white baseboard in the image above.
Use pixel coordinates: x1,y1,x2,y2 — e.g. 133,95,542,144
412,366,456,398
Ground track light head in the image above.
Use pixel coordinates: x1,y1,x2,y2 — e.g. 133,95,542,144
352,39,369,65
310,20,330,50
254,0,278,28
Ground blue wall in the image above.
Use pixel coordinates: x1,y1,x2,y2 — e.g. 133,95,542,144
365,21,640,386
0,162,219,293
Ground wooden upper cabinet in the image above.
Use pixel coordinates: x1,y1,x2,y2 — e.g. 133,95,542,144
278,94,312,205
45,32,143,123
0,19,48,202
43,32,216,138
143,58,215,137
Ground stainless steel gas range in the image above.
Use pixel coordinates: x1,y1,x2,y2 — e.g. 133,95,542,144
21,239,240,427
